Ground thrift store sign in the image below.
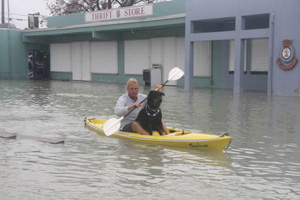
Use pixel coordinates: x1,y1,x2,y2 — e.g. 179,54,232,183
85,4,153,22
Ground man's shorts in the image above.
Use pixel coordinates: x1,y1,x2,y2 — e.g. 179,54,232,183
120,123,134,133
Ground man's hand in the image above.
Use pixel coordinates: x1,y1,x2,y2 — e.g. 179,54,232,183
155,85,163,92
128,102,141,111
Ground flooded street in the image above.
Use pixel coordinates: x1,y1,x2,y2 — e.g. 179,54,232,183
1,80,300,200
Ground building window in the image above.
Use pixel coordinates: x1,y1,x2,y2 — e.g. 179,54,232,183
228,38,269,74
50,43,72,72
124,39,150,75
243,14,270,30
194,41,211,77
91,41,118,74
192,17,235,33
250,38,269,73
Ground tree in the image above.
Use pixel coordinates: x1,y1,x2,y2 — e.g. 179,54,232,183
47,0,169,16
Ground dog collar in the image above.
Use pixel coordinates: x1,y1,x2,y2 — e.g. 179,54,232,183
145,105,160,116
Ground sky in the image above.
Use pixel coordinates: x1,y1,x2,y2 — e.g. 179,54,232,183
1,0,51,29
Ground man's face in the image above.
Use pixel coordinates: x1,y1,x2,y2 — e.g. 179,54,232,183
127,83,139,99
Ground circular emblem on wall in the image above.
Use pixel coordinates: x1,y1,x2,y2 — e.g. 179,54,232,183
276,38,298,70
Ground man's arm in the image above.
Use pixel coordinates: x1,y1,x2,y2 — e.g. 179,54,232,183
114,95,142,116
114,96,129,116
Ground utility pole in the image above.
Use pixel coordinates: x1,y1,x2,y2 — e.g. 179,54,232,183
1,0,4,23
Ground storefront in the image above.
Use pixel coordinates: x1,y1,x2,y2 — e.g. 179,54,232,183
22,1,187,86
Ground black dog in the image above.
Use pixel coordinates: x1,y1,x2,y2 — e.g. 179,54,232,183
135,90,165,135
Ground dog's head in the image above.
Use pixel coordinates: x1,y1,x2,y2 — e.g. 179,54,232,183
147,90,165,110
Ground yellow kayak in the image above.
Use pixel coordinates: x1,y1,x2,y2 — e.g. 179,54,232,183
84,118,231,151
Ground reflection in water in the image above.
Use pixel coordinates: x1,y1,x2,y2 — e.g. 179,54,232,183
0,80,300,200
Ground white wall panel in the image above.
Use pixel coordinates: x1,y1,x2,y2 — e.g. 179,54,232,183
164,37,177,85
81,41,91,81
193,41,211,77
176,37,185,71
50,43,72,72
150,38,164,65
251,38,269,71
91,41,118,74
72,42,82,80
125,39,150,75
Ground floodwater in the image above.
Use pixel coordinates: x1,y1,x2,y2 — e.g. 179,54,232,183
0,80,300,200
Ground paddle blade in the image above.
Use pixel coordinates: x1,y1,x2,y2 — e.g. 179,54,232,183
168,67,184,81
103,117,123,136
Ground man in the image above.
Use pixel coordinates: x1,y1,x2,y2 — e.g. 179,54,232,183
114,78,168,135
114,78,146,133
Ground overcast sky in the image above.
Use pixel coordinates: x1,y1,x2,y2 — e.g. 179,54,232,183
1,0,50,29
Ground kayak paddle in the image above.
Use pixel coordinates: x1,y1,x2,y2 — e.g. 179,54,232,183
103,67,184,136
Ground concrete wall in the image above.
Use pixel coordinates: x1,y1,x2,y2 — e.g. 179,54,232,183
0,29,10,79
0,29,27,79
186,0,300,96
